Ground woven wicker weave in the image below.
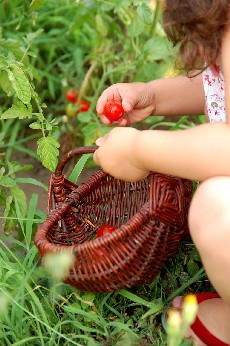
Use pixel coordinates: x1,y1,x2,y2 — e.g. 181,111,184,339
34,146,193,293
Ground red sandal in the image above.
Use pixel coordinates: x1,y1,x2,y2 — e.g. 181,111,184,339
191,292,230,346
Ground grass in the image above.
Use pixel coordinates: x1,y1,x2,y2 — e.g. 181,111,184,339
0,241,206,346
0,215,210,345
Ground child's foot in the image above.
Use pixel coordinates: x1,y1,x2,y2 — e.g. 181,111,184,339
172,294,230,346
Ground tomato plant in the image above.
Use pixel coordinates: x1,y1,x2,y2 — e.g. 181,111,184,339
97,225,116,237
103,100,124,121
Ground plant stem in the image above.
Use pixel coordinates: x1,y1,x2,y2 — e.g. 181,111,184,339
150,0,162,37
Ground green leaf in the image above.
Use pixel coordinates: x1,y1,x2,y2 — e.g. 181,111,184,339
116,330,140,346
37,136,60,172
3,185,27,235
7,161,33,175
82,291,96,303
24,29,44,44
77,111,92,123
29,121,43,130
0,176,16,188
0,56,8,69
0,166,5,176
30,0,47,10
87,338,100,346
8,65,31,104
3,195,16,235
0,190,6,206
82,123,97,146
187,259,200,277
137,3,153,25
11,184,27,218
143,36,173,60
95,14,108,37
1,102,32,119
0,71,15,96
127,17,145,38
0,38,27,61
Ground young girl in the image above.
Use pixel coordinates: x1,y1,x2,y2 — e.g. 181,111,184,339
93,0,230,345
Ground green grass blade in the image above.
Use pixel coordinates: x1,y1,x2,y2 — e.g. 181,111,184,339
118,289,160,308
5,120,21,162
69,153,91,183
25,194,38,246
15,178,48,191
165,267,205,304
11,336,50,346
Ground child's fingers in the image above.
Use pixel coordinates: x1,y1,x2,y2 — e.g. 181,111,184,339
95,137,105,146
122,100,133,112
98,113,129,127
99,114,112,126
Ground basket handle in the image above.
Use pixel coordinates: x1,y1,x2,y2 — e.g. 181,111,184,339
54,146,98,177
46,146,99,242
47,146,98,212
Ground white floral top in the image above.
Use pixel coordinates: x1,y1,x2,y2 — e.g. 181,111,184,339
202,65,226,122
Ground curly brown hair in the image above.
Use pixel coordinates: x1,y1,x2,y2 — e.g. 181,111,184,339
162,0,230,73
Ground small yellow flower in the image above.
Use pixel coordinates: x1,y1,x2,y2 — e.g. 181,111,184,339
182,294,198,325
167,309,182,336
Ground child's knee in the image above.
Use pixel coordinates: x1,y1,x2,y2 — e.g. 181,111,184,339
188,177,230,250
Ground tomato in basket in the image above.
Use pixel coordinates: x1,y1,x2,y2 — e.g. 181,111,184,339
97,225,116,237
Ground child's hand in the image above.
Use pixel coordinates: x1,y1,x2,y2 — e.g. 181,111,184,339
96,82,155,126
93,127,150,182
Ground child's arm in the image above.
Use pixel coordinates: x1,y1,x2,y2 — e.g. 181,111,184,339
148,74,205,116
94,122,230,182
96,73,205,127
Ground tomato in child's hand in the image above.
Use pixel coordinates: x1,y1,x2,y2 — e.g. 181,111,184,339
97,225,116,237
66,89,78,103
103,100,124,121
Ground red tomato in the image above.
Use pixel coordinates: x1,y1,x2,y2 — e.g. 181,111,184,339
97,225,116,237
78,100,90,112
66,89,78,103
103,100,124,121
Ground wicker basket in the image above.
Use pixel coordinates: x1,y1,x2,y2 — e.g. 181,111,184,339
34,146,193,293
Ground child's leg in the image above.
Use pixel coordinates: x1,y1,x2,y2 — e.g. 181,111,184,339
189,176,230,302
184,176,230,344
